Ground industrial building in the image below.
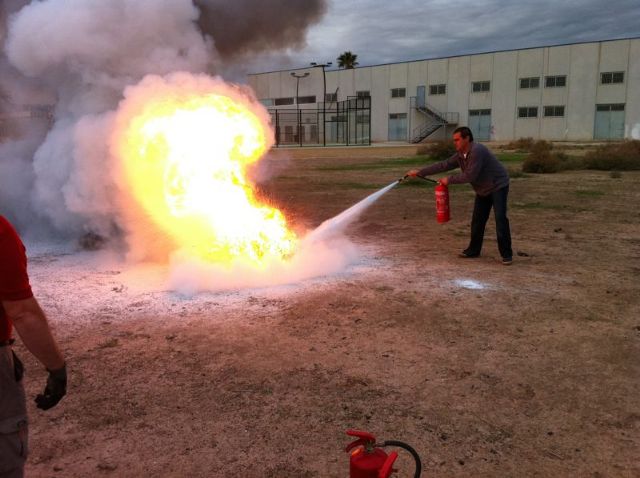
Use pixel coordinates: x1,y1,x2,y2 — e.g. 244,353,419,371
247,37,640,145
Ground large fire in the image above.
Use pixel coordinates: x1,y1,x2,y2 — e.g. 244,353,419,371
114,75,298,268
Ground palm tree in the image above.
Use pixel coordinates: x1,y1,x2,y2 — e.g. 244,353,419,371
337,51,359,69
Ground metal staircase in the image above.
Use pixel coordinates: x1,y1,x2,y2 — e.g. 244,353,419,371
410,97,459,143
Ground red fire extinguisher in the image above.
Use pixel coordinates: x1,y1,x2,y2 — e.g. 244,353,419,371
345,429,421,478
400,174,450,224
434,182,450,224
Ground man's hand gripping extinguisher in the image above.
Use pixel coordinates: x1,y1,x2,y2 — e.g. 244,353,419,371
400,175,450,223
345,429,421,478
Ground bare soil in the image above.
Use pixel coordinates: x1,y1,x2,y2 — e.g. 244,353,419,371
16,144,640,477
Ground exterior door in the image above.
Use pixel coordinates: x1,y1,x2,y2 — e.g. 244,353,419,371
417,86,426,109
469,109,491,140
388,113,408,141
595,104,625,139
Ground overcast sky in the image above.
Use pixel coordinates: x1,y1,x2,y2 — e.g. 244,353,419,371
250,0,640,73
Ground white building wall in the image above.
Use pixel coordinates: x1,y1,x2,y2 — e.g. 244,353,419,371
335,68,355,99
248,38,640,142
447,57,471,126
596,40,629,105
469,53,493,111
389,63,409,112
371,65,390,142
492,51,518,141
407,60,428,140
354,67,372,95
407,61,427,99
628,41,640,138
566,43,599,139
428,60,449,111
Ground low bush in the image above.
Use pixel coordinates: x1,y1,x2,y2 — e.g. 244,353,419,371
583,141,640,170
522,140,563,173
530,140,553,156
523,152,562,173
415,140,455,161
504,137,536,151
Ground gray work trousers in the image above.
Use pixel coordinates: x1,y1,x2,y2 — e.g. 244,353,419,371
0,346,28,478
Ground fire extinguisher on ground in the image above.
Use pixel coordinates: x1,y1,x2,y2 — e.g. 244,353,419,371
400,174,450,224
345,429,422,478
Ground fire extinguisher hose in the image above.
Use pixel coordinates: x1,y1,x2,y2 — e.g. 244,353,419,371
381,440,422,478
399,174,438,184
416,175,438,184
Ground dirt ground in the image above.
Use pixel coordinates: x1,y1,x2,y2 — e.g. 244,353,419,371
16,144,640,477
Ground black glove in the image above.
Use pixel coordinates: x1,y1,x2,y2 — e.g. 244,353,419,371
35,363,67,410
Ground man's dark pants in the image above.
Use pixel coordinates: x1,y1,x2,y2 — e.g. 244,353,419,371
0,346,28,478
464,185,513,259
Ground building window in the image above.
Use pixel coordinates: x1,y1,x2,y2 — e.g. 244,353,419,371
274,97,294,106
353,96,370,108
519,77,540,89
543,105,565,117
471,81,490,92
601,71,624,84
391,88,406,98
429,84,446,95
518,106,538,118
325,93,337,102
469,109,491,116
356,90,370,98
259,98,273,106
545,75,566,87
596,103,625,112
296,95,316,104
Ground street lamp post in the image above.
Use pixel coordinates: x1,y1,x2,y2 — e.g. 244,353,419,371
310,61,332,146
290,72,309,146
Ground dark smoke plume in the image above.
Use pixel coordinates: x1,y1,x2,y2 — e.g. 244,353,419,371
194,0,327,60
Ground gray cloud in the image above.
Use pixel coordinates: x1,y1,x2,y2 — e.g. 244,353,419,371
281,0,640,69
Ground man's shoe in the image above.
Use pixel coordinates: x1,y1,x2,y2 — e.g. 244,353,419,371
458,251,479,258
502,257,513,265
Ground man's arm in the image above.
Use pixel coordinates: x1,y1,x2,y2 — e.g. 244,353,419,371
3,296,64,371
406,154,459,178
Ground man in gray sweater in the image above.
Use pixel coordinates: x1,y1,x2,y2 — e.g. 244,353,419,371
406,126,513,264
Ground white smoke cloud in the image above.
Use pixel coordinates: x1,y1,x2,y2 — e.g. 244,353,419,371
0,0,371,293
2,0,217,236
5,0,213,81
168,238,359,294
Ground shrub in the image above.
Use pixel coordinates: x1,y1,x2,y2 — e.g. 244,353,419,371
523,152,560,173
583,141,640,171
508,168,528,178
556,154,584,171
415,140,455,161
504,137,535,151
521,140,562,173
530,140,553,156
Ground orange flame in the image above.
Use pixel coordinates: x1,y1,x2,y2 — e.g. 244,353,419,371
114,75,297,267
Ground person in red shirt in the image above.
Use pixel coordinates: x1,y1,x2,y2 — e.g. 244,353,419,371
0,215,67,478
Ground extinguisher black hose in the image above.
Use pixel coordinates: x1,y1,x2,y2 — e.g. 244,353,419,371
399,174,437,185
382,440,422,478
416,175,438,184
